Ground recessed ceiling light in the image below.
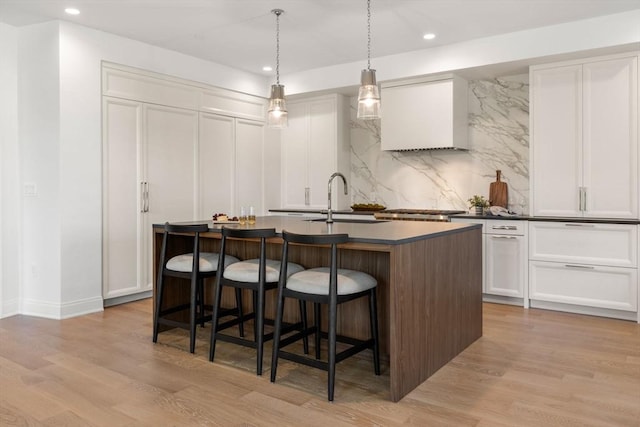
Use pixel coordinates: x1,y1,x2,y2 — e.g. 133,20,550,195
262,66,273,72
65,8,80,15
423,33,436,40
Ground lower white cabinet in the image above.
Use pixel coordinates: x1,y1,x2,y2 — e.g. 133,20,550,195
486,222,528,303
529,261,637,312
528,221,639,320
451,218,528,306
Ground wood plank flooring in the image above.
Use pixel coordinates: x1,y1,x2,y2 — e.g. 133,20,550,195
1,300,638,426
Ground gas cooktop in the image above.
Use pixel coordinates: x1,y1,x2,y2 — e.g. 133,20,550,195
379,209,467,215
374,208,467,222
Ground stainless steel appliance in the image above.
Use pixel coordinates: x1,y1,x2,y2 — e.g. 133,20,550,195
373,208,466,222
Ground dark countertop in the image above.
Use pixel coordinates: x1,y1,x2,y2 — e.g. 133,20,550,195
269,208,375,216
452,213,640,225
154,215,481,245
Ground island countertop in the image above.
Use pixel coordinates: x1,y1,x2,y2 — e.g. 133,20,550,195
154,215,481,245
152,215,483,401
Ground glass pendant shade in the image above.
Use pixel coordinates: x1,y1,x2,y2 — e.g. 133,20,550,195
357,68,381,120
267,84,288,128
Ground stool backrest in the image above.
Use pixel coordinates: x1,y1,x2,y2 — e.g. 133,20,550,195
280,230,349,246
221,227,277,239
164,223,210,234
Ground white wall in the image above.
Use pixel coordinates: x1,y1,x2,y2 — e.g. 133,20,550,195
18,21,64,318
0,23,20,317
284,10,640,95
4,20,270,319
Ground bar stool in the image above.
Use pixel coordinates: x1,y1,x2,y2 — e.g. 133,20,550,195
153,223,240,353
209,227,307,375
270,230,381,401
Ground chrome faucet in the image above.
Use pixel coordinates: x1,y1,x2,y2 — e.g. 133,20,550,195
327,172,348,223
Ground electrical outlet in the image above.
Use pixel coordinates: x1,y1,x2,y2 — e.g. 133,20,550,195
24,183,38,197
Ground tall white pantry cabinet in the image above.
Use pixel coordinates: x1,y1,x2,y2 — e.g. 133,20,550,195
529,53,639,322
101,63,267,302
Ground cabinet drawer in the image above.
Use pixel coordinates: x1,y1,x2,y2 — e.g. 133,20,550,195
485,220,525,235
529,261,638,312
529,222,637,267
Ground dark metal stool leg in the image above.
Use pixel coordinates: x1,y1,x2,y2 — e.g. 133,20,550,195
370,289,381,375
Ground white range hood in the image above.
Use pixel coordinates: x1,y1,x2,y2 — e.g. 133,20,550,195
380,74,469,151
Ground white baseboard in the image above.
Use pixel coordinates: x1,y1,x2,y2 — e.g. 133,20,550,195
21,295,104,319
0,297,19,319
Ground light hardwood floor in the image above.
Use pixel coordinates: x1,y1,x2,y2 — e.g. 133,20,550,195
1,300,638,426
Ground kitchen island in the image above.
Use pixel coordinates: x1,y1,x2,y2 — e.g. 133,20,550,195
152,216,482,401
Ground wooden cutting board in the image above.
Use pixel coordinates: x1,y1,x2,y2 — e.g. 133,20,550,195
489,170,508,208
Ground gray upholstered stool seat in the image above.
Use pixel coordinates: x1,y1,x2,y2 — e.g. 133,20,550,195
224,258,303,283
286,267,376,295
167,252,239,273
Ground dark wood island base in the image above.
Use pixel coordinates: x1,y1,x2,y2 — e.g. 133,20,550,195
152,216,482,401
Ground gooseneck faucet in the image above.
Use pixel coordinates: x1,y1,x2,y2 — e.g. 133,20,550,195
327,172,348,223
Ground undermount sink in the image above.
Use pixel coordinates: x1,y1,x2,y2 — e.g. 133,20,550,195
304,218,388,224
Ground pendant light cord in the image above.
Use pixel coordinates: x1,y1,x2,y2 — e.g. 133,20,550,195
367,0,371,70
275,10,281,85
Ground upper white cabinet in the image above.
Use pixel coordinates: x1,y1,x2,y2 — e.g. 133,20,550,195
199,114,265,218
530,54,638,219
281,94,350,210
381,75,468,151
199,113,235,218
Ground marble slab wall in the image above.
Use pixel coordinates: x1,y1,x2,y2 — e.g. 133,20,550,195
349,74,529,214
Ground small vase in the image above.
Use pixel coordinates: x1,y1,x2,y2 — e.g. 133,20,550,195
474,206,483,215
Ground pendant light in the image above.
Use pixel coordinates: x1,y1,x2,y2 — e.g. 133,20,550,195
267,8,288,128
357,0,381,120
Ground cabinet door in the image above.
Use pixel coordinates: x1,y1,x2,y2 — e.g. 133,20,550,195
199,113,234,218
583,56,638,219
235,119,265,215
281,102,309,208
531,65,582,217
530,261,638,312
102,97,144,299
144,105,198,287
307,98,337,208
486,234,526,298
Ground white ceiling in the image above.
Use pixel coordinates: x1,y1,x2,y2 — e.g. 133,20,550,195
1,0,639,77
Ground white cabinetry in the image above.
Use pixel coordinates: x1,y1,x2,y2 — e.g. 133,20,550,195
530,54,638,219
485,221,528,305
529,222,638,320
451,218,528,306
281,94,350,210
199,114,265,219
103,99,198,300
102,63,266,302
381,75,468,151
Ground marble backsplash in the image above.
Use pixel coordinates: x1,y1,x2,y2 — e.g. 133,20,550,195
349,74,529,214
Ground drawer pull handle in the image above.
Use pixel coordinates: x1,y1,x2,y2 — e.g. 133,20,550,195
565,223,595,227
565,264,595,270
492,225,517,230
492,236,517,239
